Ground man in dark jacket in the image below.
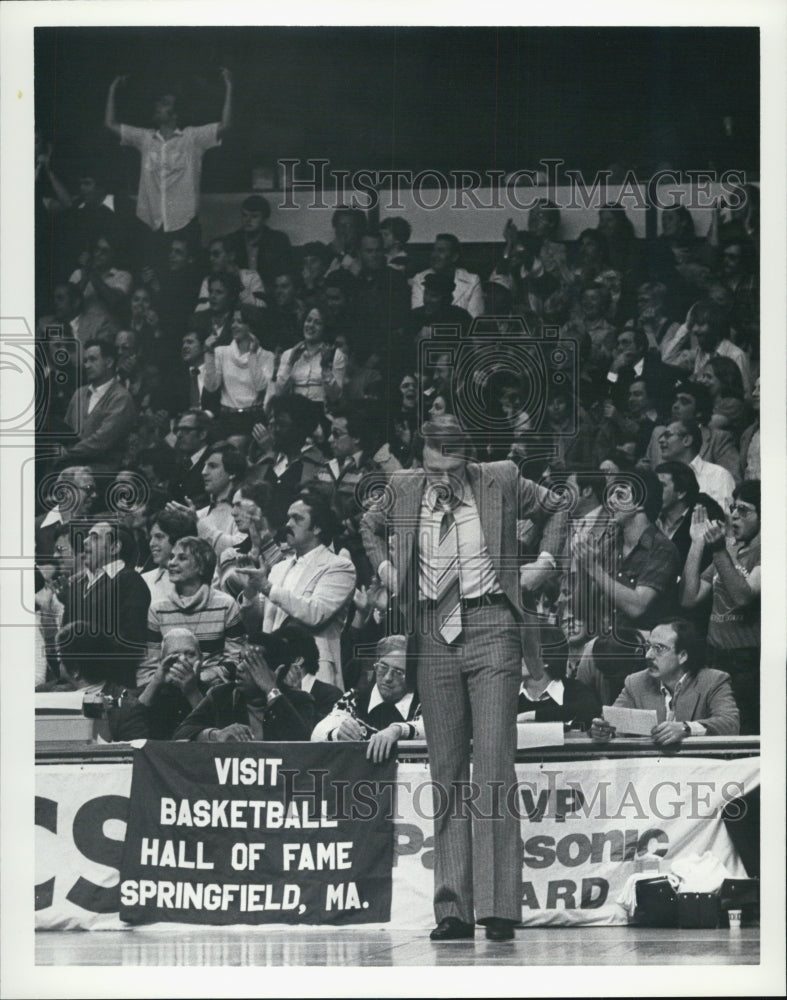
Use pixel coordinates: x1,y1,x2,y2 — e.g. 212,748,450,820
173,633,315,741
60,521,151,687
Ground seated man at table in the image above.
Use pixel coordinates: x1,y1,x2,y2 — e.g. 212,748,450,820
173,631,316,742
589,618,740,746
310,634,424,762
518,625,601,730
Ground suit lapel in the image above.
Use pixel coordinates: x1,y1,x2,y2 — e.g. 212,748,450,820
392,472,426,589
676,676,700,722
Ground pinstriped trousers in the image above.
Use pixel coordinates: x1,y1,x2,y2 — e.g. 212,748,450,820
415,602,523,924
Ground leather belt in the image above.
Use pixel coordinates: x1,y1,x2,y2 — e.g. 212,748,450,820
220,404,265,415
419,592,509,612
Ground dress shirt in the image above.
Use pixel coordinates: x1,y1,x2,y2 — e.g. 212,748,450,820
85,558,124,588
417,481,502,601
86,378,115,414
142,566,175,604
689,454,735,511
120,123,220,232
607,356,644,384
517,678,565,721
266,544,326,632
39,507,65,529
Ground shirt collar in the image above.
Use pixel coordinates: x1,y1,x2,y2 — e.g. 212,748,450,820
519,678,565,705
301,673,316,694
40,508,64,529
154,127,184,140
660,672,689,698
368,685,414,718
422,479,472,512
86,559,124,584
633,357,645,376
291,544,326,567
87,377,115,402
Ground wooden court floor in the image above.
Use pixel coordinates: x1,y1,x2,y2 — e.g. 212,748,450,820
35,925,759,967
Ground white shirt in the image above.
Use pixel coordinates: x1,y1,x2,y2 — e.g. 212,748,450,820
142,566,175,604
86,378,115,414
517,678,565,720
120,123,221,232
265,545,326,634
203,341,274,410
39,507,64,529
417,483,501,601
85,559,124,588
689,454,736,511
310,684,423,742
410,267,484,317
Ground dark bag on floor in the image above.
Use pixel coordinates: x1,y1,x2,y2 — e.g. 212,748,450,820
676,891,721,929
634,877,678,927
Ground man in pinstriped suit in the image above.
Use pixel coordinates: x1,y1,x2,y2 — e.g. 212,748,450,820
361,415,566,941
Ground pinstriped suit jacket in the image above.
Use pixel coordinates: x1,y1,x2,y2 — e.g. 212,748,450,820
360,460,566,667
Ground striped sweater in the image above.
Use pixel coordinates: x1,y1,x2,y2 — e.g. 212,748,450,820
146,585,245,661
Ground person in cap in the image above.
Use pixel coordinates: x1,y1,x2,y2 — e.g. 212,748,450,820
400,271,472,378
360,414,566,941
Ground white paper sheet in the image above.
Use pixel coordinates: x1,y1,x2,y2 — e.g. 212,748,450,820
603,705,658,736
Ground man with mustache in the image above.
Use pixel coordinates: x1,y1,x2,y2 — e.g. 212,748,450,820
238,489,356,691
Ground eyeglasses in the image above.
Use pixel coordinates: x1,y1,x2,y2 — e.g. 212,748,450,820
176,425,198,434
645,642,674,655
374,661,406,680
730,503,757,516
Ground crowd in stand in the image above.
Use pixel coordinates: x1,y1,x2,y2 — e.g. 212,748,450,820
34,75,761,750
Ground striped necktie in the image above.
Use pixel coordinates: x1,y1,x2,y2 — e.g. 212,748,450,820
436,502,462,644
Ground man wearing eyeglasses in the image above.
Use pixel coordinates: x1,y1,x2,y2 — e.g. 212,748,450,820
36,465,99,563
589,618,739,744
360,414,567,942
657,418,735,512
680,480,761,734
170,407,212,507
310,635,424,758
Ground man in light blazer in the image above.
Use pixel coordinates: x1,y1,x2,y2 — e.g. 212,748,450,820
360,414,567,942
590,618,740,744
238,489,356,691
61,338,136,472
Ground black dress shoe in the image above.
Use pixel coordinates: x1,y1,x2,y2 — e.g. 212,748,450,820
430,916,475,941
484,918,516,941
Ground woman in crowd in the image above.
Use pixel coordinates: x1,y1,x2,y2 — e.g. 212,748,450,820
274,304,346,405
203,308,275,436
143,535,245,686
699,354,750,442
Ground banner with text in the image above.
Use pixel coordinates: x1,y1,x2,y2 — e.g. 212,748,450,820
118,741,395,926
35,753,759,930
392,756,759,926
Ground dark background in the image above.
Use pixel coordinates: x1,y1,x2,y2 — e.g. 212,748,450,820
35,26,759,193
